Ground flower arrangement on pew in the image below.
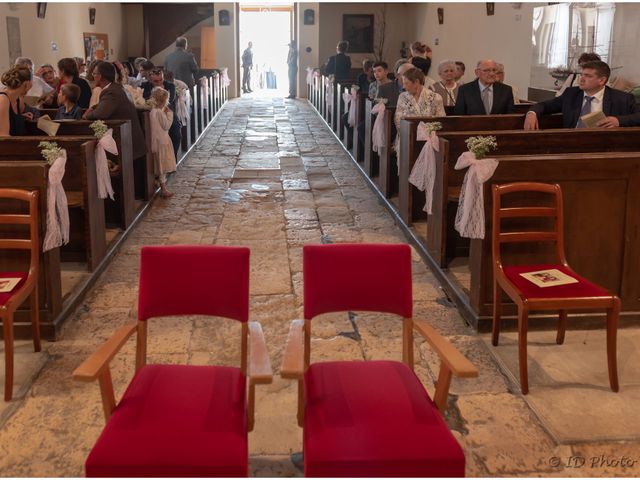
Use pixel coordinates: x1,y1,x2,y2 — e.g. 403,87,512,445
39,141,62,166
39,141,69,251
454,135,499,239
90,120,118,198
371,97,388,154
408,121,443,214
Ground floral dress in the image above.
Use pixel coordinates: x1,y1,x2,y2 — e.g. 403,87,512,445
393,86,445,155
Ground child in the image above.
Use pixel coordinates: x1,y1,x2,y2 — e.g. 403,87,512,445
55,83,83,120
149,87,177,198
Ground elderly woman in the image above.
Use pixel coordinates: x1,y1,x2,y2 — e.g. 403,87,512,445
394,67,445,153
430,59,459,107
0,66,33,136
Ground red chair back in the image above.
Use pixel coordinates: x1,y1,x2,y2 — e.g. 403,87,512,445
303,243,412,319
138,245,250,322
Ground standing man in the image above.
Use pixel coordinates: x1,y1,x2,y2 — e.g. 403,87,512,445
242,41,253,94
287,40,298,99
453,59,515,115
164,37,199,89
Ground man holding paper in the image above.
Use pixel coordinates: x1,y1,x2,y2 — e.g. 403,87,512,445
524,61,640,129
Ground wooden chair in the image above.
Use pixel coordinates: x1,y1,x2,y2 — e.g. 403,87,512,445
491,182,619,395
73,245,272,477
281,243,478,477
0,188,41,401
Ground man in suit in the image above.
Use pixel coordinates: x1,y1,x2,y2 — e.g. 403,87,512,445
84,61,147,160
164,37,199,89
142,67,181,156
241,42,253,94
324,41,352,83
286,40,298,99
524,60,640,129
453,59,515,115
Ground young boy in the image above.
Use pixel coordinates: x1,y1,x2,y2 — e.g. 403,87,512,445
55,83,83,120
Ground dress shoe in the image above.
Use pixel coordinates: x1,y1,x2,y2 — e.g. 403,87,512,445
247,89,253,93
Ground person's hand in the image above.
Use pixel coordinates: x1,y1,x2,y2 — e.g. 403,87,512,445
21,112,34,121
597,116,620,128
82,108,91,120
524,111,539,130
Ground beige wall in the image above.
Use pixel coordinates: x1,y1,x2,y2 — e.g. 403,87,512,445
413,3,540,100
123,3,144,59
297,2,320,98
214,3,239,98
0,2,126,72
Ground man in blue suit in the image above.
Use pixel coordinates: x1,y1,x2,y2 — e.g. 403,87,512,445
524,61,640,129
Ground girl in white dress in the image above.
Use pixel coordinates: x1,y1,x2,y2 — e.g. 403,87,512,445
150,87,177,198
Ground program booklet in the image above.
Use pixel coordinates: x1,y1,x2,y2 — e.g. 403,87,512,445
0,277,22,293
519,269,579,288
580,110,606,128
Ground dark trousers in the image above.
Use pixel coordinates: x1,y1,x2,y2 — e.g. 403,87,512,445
169,117,182,158
242,66,251,92
288,67,298,97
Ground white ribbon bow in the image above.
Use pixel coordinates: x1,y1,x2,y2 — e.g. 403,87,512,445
175,88,190,125
43,150,69,252
454,151,499,239
325,79,334,114
95,129,117,200
199,77,209,107
348,87,358,127
408,124,440,214
371,102,386,154
221,68,230,88
306,67,313,86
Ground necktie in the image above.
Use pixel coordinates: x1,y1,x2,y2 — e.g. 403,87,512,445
481,87,491,114
576,96,595,128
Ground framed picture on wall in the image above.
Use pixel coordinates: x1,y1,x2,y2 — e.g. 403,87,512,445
83,32,109,62
342,14,374,53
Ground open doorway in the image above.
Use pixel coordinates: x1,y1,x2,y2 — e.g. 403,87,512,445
238,4,294,97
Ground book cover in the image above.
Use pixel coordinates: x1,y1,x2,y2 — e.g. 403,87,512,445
0,277,22,293
37,115,60,136
580,110,606,128
519,269,579,288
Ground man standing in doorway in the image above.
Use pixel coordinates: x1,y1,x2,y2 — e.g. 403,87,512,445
242,41,253,94
164,37,199,89
287,40,298,99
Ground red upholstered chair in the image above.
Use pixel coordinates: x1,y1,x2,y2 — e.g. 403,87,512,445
281,243,478,477
492,182,619,395
73,245,272,477
0,189,41,401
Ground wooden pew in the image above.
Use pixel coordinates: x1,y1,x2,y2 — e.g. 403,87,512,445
135,110,157,201
363,99,379,178
25,119,136,229
0,161,62,340
0,137,106,271
399,114,564,226
468,151,640,330
377,105,397,197
350,92,367,161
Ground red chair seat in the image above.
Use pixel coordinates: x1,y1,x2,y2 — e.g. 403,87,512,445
0,272,27,307
503,264,610,300
86,364,247,477
303,360,465,477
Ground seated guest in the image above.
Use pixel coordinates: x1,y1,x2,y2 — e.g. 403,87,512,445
455,61,466,84
396,63,417,93
128,57,148,87
7,58,54,100
324,41,351,82
410,41,433,79
394,68,445,152
556,52,601,97
137,61,155,87
142,67,181,156
495,63,520,104
0,66,33,136
36,63,59,107
55,83,83,120
454,59,515,115
524,60,640,129
86,61,103,108
357,59,375,93
113,61,136,104
75,57,87,78
369,62,400,107
57,57,92,109
430,59,459,107
84,61,147,160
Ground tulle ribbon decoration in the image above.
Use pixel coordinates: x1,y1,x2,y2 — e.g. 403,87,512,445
306,67,313,86
221,68,231,88
199,77,209,108
325,78,334,115
95,129,117,200
371,102,386,155
175,87,191,125
408,123,440,214
348,86,358,127
43,150,70,252
454,151,499,239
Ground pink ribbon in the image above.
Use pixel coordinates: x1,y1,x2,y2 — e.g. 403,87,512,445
43,150,69,252
325,79,334,114
95,129,117,200
221,68,230,88
371,102,386,154
306,67,313,86
348,87,358,127
454,151,499,239
199,77,209,107
408,125,440,214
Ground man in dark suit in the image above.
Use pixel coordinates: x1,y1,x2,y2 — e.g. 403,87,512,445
142,67,181,156
241,42,253,94
524,60,640,129
164,37,199,89
84,61,147,160
453,59,515,115
324,41,352,83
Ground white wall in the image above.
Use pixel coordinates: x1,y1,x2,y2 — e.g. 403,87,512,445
0,2,126,72
214,3,239,98
609,4,640,85
413,2,542,100
297,2,320,98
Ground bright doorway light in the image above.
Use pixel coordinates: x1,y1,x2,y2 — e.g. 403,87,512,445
239,4,293,97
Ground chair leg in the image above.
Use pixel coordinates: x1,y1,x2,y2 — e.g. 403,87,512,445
30,285,41,352
606,302,619,392
556,310,567,345
518,307,530,395
492,280,501,346
3,314,14,401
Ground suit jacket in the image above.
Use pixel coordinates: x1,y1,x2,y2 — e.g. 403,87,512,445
86,83,147,159
453,79,515,115
164,48,199,88
325,53,351,82
241,48,253,68
529,86,640,127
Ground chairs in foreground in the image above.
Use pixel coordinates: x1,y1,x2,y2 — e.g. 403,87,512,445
281,243,478,477
492,182,619,394
73,245,272,477
0,188,41,401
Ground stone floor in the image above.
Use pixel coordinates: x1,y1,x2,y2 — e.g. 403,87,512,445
1,96,640,477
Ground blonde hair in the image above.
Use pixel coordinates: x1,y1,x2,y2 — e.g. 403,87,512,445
411,41,430,55
1,65,32,89
150,86,169,109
